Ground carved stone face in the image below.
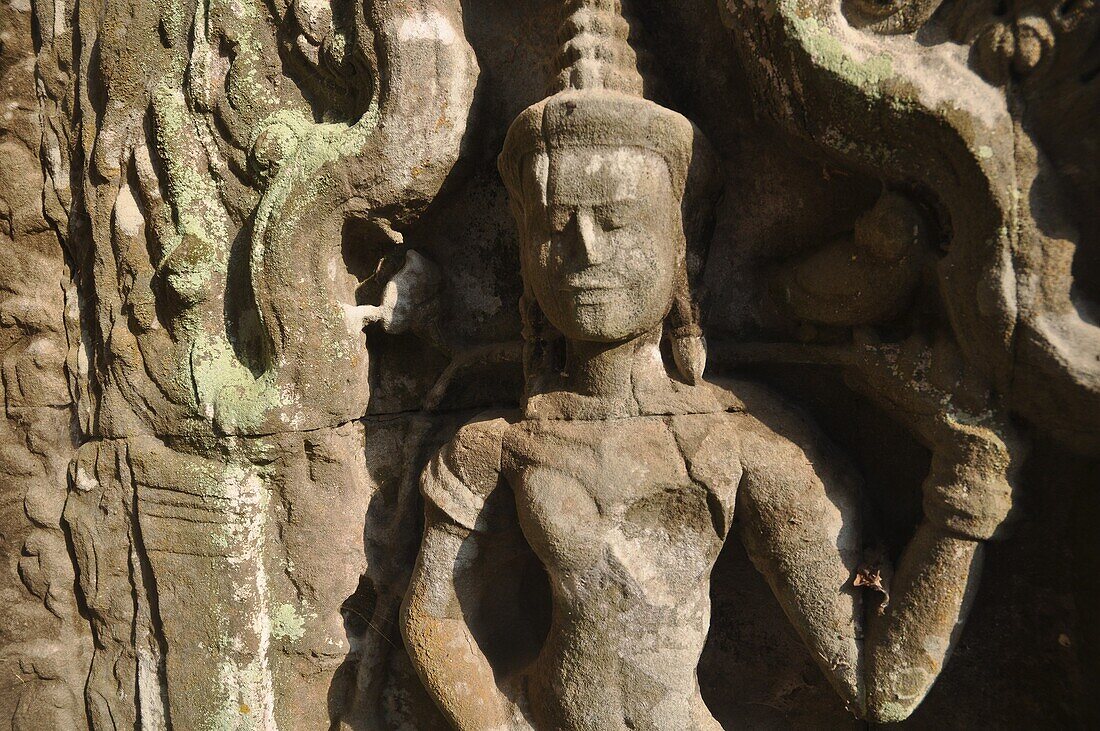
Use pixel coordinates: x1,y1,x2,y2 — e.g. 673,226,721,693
522,146,682,343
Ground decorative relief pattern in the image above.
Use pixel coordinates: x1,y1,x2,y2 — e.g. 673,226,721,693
0,0,1095,727
0,2,90,727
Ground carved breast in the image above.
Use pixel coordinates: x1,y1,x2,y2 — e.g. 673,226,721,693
506,417,727,612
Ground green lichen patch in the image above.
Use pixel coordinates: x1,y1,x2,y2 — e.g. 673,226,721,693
780,0,895,90
271,603,307,642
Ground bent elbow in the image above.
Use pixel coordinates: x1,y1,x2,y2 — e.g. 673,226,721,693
862,673,936,724
398,580,437,657
399,585,459,661
862,699,920,725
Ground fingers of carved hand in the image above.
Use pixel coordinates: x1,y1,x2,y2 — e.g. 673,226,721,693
343,251,443,336
377,250,443,334
924,473,1016,541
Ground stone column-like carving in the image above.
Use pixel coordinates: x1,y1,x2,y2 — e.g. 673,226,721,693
0,2,91,728
29,0,479,727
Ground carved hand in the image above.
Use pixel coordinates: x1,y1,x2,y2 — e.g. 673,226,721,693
922,424,1019,542
344,249,443,335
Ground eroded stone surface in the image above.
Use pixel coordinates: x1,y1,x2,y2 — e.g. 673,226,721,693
0,0,1097,728
402,7,1026,725
0,2,90,727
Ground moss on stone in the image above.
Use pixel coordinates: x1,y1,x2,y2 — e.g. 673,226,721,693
780,0,894,91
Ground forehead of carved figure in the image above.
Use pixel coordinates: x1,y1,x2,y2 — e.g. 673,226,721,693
544,146,674,211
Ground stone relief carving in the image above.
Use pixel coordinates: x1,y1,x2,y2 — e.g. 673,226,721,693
0,0,1097,728
0,4,90,728
402,3,1019,727
719,0,1100,452
23,0,481,727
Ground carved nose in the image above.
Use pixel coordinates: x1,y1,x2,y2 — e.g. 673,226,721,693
576,211,605,265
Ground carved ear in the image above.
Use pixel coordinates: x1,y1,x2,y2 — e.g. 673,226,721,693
667,271,706,384
671,126,720,386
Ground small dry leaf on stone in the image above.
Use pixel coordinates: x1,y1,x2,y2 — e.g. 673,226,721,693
854,564,891,615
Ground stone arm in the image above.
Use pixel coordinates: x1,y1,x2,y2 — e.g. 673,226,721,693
400,416,533,730
734,402,1013,723
859,523,982,722
859,428,1014,722
402,508,516,730
733,409,866,715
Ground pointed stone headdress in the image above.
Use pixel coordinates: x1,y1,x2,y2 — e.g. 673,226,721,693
498,0,715,385
498,0,698,206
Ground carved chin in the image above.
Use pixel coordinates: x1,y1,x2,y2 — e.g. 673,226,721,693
553,298,660,342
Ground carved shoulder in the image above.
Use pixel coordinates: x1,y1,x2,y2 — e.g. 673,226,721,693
421,412,516,533
718,379,863,547
712,378,844,469
698,377,862,517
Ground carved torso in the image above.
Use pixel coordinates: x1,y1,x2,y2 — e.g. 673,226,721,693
410,402,735,730
416,374,876,729
504,416,731,729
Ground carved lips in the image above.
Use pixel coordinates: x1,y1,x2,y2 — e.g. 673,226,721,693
561,273,625,305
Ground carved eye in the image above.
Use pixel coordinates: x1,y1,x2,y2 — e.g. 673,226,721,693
595,203,634,231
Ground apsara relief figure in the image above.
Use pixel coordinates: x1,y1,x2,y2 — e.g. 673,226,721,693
401,1,1018,728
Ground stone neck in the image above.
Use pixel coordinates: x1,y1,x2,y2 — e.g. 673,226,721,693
523,328,670,420
523,326,741,421
562,335,645,405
